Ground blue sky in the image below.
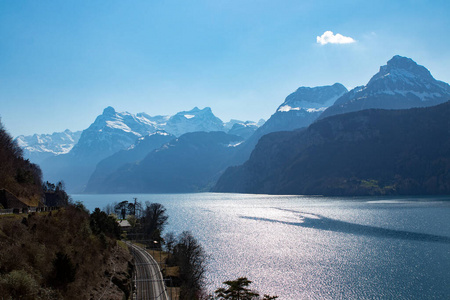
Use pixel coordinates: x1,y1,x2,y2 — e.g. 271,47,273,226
1,0,450,136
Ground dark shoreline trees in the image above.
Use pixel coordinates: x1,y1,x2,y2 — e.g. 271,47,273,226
165,231,207,300
213,277,278,300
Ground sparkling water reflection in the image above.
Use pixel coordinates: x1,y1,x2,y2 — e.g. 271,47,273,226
75,193,450,299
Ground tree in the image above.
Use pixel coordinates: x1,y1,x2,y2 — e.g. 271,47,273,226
212,278,278,300
172,231,207,300
127,199,143,218
214,277,259,300
114,201,129,219
164,231,177,253
103,202,115,215
142,202,168,244
90,207,121,239
50,252,77,289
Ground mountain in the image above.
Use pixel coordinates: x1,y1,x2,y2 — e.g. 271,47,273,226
36,106,256,193
40,107,158,192
88,131,244,193
15,130,82,164
227,121,259,140
71,106,157,158
163,107,225,137
259,83,347,134
320,55,450,119
84,131,175,192
232,83,347,164
212,101,450,196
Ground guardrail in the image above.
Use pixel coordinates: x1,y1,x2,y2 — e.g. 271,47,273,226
0,206,60,215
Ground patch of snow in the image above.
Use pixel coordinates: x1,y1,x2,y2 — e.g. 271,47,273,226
184,114,195,119
106,120,133,132
306,107,327,113
227,141,243,147
278,105,301,112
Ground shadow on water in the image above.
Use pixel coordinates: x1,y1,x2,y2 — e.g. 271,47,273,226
240,208,450,244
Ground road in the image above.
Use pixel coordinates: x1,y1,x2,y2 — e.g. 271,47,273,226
127,242,169,300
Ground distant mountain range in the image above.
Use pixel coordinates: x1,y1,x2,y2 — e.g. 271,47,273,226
27,106,260,192
16,130,82,164
16,55,450,195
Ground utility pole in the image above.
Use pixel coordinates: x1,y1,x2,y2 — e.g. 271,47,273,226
133,197,137,216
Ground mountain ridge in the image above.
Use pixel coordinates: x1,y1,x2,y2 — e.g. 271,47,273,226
213,101,450,195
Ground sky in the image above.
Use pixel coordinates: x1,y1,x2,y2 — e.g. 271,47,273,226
1,0,450,137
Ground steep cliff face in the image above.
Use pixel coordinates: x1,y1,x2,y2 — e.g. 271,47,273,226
213,101,450,196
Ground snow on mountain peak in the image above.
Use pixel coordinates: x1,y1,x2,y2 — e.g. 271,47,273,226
277,83,348,112
321,55,450,119
356,55,450,103
163,107,225,137
15,130,83,163
369,55,434,86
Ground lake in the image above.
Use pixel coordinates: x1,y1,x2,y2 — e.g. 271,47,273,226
73,193,450,299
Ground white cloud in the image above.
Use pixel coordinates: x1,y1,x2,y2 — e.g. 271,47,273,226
316,31,356,45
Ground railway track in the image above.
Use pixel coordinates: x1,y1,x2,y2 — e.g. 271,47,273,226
127,242,169,300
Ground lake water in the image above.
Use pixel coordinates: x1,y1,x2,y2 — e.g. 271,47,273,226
74,193,450,299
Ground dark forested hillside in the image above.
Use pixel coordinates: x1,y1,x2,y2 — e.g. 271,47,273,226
0,121,43,206
85,131,174,193
213,101,450,196
89,131,244,193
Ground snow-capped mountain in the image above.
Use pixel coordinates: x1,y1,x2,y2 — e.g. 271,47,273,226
15,130,82,163
40,106,159,192
37,106,254,192
71,106,157,159
163,107,225,137
231,83,348,164
261,83,348,134
320,55,450,119
227,121,259,139
135,112,170,128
